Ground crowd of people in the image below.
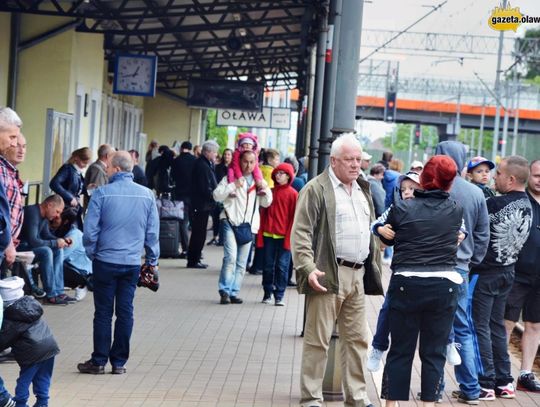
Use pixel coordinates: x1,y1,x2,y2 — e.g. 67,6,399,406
0,104,539,407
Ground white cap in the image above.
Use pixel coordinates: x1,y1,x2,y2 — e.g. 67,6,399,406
361,151,372,161
410,160,424,169
0,276,25,302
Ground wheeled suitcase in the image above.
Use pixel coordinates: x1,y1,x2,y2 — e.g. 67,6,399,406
159,218,181,258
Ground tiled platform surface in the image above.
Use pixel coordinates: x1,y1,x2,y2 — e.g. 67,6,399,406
2,242,540,406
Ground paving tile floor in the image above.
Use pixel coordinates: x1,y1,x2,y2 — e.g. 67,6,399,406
2,242,540,406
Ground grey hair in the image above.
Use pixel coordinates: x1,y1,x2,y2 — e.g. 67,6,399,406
0,107,23,131
111,151,134,172
202,140,219,153
97,144,114,159
330,132,362,157
284,156,299,174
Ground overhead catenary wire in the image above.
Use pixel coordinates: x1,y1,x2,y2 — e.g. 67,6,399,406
360,0,448,63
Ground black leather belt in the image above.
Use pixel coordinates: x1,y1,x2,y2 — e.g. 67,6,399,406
336,258,363,269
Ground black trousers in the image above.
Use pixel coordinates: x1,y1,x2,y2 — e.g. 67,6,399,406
179,202,190,253
470,270,514,389
381,275,458,402
187,209,210,265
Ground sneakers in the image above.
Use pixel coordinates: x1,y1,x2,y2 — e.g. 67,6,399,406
59,293,77,303
478,388,496,401
77,359,105,374
416,392,443,403
31,284,46,299
275,299,285,306
262,294,273,304
452,391,480,405
46,296,68,305
74,286,88,301
495,383,515,399
0,398,15,407
446,342,462,366
518,372,540,392
366,348,384,372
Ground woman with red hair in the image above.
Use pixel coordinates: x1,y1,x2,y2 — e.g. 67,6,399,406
380,155,464,407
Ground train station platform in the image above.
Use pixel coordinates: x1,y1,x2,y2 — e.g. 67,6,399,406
2,242,540,406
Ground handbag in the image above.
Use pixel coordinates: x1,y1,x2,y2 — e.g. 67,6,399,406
224,184,257,245
156,193,184,220
363,249,384,296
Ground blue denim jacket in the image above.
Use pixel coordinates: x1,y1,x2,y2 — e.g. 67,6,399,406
83,172,159,266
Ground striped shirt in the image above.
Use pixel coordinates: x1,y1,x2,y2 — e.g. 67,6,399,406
328,167,370,264
0,156,23,239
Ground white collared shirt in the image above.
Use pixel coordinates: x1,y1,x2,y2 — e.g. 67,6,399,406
329,167,371,264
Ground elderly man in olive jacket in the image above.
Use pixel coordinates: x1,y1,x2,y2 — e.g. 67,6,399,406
291,133,382,407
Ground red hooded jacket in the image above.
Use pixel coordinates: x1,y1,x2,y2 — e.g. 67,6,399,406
256,163,298,250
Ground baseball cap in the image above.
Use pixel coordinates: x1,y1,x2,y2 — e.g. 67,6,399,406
361,151,372,161
467,156,495,172
410,160,424,170
398,171,421,186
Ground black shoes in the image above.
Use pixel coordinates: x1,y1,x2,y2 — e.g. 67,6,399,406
206,238,218,246
219,291,230,304
187,262,208,269
77,360,104,374
518,372,540,392
112,366,127,375
179,251,187,259
230,296,243,304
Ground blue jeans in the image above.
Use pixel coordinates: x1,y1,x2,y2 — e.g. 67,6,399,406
91,260,139,368
63,228,92,277
262,237,291,301
450,268,482,398
218,221,252,297
32,246,64,299
13,356,54,407
372,294,391,351
0,375,12,406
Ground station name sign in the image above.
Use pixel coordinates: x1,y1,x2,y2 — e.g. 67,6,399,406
217,107,291,130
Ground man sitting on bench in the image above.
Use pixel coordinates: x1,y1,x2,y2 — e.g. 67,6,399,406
19,194,75,305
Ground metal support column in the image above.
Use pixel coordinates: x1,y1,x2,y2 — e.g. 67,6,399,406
318,0,364,171
308,5,330,180
317,0,342,174
490,0,506,163
7,13,21,108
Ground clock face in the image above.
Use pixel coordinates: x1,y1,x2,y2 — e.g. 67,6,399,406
113,55,157,97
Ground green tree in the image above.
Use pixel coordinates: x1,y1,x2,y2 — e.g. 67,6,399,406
205,110,228,151
519,28,540,86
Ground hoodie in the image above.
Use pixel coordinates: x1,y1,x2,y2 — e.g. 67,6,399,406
435,141,490,270
257,163,298,250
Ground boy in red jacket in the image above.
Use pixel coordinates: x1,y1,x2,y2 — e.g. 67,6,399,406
257,163,298,306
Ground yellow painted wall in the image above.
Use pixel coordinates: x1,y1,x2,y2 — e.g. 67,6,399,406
0,13,10,107
69,32,105,149
16,14,104,183
144,92,203,147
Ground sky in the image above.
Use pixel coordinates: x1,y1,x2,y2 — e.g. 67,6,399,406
355,0,540,141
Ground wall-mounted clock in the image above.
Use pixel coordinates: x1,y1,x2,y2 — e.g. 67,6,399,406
113,54,157,97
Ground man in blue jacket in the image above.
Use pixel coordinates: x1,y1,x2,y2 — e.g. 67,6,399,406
78,151,159,375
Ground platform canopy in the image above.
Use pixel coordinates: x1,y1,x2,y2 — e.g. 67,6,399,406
1,0,325,92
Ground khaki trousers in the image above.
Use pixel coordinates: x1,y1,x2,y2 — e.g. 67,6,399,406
300,265,370,407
